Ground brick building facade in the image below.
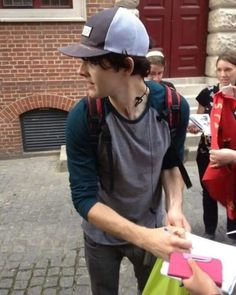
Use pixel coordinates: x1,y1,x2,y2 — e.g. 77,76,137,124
0,0,114,157
0,0,235,157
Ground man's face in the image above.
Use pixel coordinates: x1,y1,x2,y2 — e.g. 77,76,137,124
216,60,236,87
78,59,122,99
147,64,164,83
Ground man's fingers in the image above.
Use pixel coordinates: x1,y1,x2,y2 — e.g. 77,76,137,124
171,235,192,252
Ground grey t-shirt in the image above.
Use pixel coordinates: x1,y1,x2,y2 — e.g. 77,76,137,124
82,103,170,245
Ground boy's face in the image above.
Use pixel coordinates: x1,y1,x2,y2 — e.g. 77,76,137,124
147,64,164,83
78,59,123,98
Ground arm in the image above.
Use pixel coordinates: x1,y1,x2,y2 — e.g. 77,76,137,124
183,259,223,295
162,167,191,232
196,104,206,114
66,99,99,219
210,148,236,167
160,94,191,231
88,202,192,261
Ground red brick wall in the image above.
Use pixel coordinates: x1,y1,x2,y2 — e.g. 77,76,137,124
0,0,114,157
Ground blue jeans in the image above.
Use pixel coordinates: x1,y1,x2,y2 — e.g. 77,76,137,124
84,234,155,295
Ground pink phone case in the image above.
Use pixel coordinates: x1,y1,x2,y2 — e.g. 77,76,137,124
168,252,223,287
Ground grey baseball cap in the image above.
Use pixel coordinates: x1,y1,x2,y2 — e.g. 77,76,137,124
59,7,149,58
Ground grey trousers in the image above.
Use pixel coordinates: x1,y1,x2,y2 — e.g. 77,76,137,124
84,234,156,295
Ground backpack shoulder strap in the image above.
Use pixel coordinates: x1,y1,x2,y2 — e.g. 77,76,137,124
86,97,114,192
161,85,192,189
86,97,104,150
164,84,181,130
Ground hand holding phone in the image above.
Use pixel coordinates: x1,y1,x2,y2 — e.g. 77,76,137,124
168,252,223,287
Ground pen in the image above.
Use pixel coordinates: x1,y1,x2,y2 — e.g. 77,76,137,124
226,230,236,235
164,227,171,234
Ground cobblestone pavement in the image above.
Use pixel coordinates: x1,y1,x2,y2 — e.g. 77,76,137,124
0,155,235,295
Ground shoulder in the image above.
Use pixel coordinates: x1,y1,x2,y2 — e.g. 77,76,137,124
67,98,87,125
66,98,89,141
196,85,217,103
146,80,188,113
161,80,176,90
200,84,219,95
146,80,166,109
198,87,211,97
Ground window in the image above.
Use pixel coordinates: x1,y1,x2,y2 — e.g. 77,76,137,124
0,0,86,21
21,108,68,152
2,0,71,8
3,0,33,8
41,0,71,8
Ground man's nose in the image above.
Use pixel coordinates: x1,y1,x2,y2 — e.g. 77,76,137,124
219,70,227,77
78,61,88,77
153,76,161,83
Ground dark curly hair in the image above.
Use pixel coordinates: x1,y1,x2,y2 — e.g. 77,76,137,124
82,52,150,78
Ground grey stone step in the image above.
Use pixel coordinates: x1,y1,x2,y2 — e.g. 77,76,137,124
164,77,206,108
186,96,198,108
190,106,198,113
164,76,206,97
175,83,206,97
166,76,206,85
185,146,198,162
185,133,201,147
58,145,67,172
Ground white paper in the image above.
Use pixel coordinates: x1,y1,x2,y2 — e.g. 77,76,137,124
161,233,236,295
189,114,211,135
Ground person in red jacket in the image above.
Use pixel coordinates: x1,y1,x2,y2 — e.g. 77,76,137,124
188,53,236,241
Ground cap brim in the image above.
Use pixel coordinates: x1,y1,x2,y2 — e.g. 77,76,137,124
59,43,110,58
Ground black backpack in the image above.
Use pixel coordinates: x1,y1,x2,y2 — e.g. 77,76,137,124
86,84,192,191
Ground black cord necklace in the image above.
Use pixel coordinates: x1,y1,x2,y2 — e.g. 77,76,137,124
134,85,148,107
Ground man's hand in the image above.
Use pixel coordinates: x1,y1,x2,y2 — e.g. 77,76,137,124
88,202,192,262
166,208,191,232
141,226,192,261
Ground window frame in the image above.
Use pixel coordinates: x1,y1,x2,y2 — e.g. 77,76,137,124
0,0,86,22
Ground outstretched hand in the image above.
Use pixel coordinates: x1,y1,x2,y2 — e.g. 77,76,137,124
142,226,192,261
183,259,222,295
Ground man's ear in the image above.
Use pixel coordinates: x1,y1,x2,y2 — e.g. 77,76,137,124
123,57,134,75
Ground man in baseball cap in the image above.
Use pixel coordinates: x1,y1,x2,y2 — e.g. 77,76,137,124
60,6,149,58
60,7,191,295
